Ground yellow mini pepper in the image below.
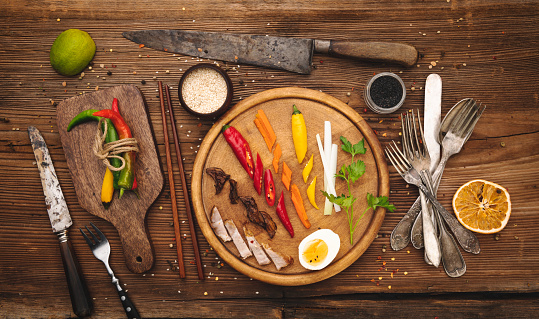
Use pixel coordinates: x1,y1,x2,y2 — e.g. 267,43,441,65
291,104,307,164
101,167,114,209
302,154,314,183
307,176,319,209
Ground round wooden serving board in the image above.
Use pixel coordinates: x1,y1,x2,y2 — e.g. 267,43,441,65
192,87,389,286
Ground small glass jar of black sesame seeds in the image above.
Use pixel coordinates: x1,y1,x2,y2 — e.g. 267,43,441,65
364,72,406,114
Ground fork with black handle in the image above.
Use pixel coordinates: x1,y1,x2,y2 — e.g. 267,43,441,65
80,223,141,319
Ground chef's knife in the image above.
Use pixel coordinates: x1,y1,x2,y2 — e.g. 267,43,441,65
122,30,418,74
28,126,92,318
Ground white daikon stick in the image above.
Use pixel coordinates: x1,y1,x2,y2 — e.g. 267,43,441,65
329,144,341,213
323,121,332,214
316,134,337,209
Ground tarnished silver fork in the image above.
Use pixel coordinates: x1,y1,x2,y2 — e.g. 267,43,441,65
385,142,467,261
391,99,484,254
403,111,466,277
402,111,441,267
80,223,141,319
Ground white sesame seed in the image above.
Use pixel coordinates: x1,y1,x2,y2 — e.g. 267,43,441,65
181,67,228,114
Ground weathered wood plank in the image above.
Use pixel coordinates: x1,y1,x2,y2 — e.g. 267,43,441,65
1,0,538,317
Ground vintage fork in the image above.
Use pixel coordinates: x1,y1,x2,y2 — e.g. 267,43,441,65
401,111,441,267
404,111,466,277
391,99,484,254
385,142,467,256
80,223,141,319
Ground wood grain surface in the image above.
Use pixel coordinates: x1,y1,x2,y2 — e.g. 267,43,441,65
1,0,538,318
57,85,163,274
192,87,389,285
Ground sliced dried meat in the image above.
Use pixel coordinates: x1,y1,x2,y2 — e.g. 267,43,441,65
262,243,294,271
239,196,265,227
210,206,231,242
224,219,252,259
243,226,271,266
206,167,230,194
228,179,240,204
260,211,277,239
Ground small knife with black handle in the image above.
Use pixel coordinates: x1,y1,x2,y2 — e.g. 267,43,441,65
28,126,93,318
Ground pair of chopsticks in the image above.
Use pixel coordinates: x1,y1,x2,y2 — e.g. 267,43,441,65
158,81,204,280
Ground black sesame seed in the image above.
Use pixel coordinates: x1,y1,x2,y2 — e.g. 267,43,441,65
369,76,403,108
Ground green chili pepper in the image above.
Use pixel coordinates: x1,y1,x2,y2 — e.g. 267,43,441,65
93,109,137,198
67,109,122,189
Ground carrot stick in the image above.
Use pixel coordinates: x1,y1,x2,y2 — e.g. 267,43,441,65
254,118,273,151
291,184,311,229
281,161,292,191
256,110,276,148
272,143,282,173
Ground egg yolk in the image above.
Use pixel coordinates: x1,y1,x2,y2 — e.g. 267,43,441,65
302,239,328,266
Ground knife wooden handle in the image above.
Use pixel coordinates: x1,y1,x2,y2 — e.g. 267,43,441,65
58,231,93,317
315,40,418,68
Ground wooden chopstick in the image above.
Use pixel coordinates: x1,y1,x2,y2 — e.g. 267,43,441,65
164,84,204,280
158,81,186,278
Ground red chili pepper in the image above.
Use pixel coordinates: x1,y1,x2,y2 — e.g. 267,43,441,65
93,109,136,197
110,98,137,191
276,191,294,237
264,168,275,206
253,153,263,195
93,109,132,139
222,125,255,179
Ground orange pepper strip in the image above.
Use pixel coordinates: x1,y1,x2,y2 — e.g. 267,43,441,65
281,161,291,191
254,118,273,151
272,143,282,173
256,110,276,149
291,184,311,229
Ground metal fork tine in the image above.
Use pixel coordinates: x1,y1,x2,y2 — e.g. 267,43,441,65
401,114,409,158
385,148,405,177
412,110,422,157
447,99,474,133
455,100,479,136
90,222,107,242
79,228,94,246
462,103,486,140
85,225,100,243
391,141,411,168
406,113,416,159
452,99,477,135
416,110,428,159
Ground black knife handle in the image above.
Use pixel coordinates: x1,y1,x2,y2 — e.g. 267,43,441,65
117,288,141,319
58,230,93,317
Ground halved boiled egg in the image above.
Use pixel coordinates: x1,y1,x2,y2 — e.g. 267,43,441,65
298,229,340,270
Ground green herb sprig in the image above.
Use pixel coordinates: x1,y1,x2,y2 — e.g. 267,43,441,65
322,136,395,245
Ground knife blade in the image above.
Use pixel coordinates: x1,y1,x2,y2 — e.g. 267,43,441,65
424,74,442,172
28,126,92,318
122,30,418,74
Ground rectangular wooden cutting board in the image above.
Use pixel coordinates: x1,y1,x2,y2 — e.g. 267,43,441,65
56,85,163,273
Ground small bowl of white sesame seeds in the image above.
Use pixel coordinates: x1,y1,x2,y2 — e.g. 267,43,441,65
178,63,233,119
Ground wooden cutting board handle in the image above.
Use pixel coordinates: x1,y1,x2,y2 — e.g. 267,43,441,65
57,85,163,273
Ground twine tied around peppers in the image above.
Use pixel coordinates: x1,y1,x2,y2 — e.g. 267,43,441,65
93,118,139,171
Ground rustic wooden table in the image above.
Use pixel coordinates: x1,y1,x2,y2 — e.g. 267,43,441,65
1,0,538,318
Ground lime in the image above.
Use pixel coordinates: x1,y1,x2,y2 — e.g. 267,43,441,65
50,29,96,76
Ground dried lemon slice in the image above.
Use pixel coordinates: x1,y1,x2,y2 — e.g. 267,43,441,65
452,179,511,234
